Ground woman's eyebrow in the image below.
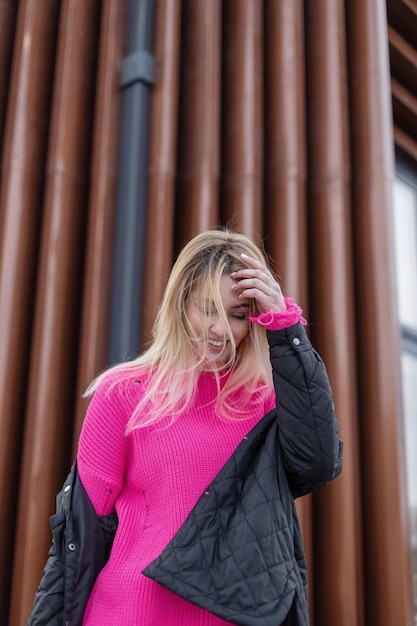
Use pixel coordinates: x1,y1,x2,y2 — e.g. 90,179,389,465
231,303,250,310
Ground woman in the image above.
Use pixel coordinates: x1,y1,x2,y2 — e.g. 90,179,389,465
29,228,342,626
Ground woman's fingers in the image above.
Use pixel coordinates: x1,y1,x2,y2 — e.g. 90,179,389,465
236,254,275,285
231,254,286,313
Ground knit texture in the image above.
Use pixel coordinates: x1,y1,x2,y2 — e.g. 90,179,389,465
77,311,303,625
250,297,307,330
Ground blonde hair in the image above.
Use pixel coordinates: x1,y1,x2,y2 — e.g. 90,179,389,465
87,228,275,431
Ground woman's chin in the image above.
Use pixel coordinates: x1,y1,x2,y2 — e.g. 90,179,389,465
202,353,232,371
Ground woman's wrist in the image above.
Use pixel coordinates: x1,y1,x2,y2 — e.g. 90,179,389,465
250,297,307,331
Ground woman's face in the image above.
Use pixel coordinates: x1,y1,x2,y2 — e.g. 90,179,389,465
185,274,250,369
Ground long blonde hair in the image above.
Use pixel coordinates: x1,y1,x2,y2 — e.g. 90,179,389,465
87,228,275,431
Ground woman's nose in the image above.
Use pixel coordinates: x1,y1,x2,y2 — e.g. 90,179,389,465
209,317,227,336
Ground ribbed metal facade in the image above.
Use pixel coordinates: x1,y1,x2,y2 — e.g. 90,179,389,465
0,1,416,624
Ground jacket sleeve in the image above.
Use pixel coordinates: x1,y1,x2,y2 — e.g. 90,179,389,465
26,483,68,626
267,322,343,498
27,463,118,626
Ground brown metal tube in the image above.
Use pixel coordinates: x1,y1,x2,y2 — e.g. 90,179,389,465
0,1,60,621
175,0,221,245
263,4,314,618
72,0,127,446
305,3,365,623
141,0,182,344
346,0,414,623
264,0,307,302
220,0,263,239
0,0,18,158
9,1,102,623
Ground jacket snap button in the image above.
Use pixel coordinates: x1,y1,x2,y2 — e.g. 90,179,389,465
292,337,300,346
68,543,76,552
64,485,71,492
204,490,210,496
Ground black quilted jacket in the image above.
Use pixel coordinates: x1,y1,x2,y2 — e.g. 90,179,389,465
28,323,342,626
143,323,343,625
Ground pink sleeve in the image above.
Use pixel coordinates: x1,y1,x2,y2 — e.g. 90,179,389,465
250,297,307,331
77,370,131,515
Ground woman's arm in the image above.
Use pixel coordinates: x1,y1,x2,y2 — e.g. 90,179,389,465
77,370,130,515
230,253,342,497
267,322,343,498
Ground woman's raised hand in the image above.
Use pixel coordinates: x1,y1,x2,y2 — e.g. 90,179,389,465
231,254,287,314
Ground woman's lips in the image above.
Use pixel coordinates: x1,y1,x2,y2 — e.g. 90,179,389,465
207,338,227,352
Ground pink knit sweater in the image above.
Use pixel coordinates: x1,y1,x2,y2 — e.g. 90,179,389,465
77,301,306,625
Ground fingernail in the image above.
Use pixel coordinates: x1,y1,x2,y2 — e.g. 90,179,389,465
241,253,249,258
230,271,237,277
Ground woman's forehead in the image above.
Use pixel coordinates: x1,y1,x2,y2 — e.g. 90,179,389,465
192,275,250,309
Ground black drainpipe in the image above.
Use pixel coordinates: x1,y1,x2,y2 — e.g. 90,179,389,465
108,0,156,363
